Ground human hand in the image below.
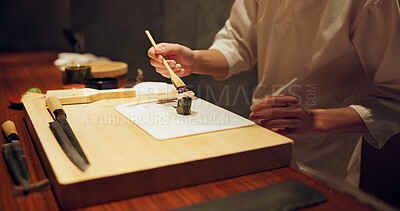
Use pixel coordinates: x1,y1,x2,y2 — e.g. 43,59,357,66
249,96,315,139
147,43,195,78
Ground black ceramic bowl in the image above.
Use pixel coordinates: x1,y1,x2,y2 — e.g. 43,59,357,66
85,77,118,90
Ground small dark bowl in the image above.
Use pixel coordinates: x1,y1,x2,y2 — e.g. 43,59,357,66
85,77,118,90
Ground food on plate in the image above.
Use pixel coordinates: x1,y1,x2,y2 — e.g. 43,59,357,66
176,91,195,115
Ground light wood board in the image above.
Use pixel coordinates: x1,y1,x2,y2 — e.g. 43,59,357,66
46,88,136,105
24,97,293,209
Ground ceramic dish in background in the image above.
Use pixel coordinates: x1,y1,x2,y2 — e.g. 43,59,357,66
85,77,118,90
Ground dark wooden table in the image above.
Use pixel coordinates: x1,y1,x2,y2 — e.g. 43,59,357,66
0,52,371,210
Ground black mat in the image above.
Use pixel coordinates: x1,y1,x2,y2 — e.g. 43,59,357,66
177,179,327,211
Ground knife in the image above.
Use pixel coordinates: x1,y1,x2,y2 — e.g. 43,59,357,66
46,96,90,171
145,30,187,93
2,120,30,191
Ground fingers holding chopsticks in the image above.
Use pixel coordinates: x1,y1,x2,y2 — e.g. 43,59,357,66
147,43,194,78
249,95,315,138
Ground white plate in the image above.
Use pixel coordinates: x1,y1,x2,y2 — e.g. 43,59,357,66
114,98,255,140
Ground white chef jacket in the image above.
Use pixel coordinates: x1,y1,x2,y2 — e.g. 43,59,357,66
210,0,400,182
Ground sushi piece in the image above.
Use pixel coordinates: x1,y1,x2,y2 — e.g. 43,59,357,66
176,91,195,115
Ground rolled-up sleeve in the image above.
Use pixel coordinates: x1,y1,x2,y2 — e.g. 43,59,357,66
350,1,400,148
209,0,258,79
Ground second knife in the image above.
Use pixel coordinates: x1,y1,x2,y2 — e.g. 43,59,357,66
46,96,90,171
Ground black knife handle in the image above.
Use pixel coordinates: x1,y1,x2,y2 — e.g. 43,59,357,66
2,120,20,143
2,120,31,190
46,96,67,120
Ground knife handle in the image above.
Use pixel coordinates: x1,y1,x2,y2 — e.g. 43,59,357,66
46,96,66,120
2,120,19,142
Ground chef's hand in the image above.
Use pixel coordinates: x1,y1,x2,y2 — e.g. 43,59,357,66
147,43,195,78
249,96,315,139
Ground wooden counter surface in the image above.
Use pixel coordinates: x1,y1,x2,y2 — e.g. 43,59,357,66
0,52,372,210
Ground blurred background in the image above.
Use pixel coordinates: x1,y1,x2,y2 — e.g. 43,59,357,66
0,0,258,117
1,0,399,208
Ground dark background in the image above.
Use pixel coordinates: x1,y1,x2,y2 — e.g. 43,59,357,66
1,0,398,208
0,0,257,117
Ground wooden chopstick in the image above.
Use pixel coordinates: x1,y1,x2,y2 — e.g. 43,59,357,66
145,30,186,91
272,77,298,96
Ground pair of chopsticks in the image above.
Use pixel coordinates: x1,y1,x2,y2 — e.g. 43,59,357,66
272,77,298,96
145,30,186,93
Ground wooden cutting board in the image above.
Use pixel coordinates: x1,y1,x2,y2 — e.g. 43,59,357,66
60,61,128,78
24,96,293,209
90,61,127,77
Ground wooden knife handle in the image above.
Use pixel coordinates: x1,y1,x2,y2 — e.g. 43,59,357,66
46,96,65,120
2,120,18,137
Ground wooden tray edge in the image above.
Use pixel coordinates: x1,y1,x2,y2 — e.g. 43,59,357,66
54,143,292,209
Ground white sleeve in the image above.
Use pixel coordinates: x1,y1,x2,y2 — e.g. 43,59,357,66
209,0,258,79
350,1,400,149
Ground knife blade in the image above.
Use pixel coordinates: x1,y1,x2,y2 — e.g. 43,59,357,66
49,121,89,171
46,96,90,171
2,120,30,191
